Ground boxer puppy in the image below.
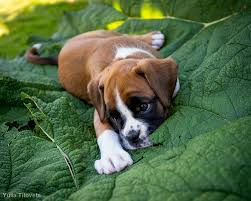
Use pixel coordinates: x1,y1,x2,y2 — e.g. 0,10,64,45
26,30,180,174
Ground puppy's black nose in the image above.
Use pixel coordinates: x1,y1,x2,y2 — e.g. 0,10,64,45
126,130,140,142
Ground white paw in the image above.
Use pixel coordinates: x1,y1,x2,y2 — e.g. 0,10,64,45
151,31,165,49
95,150,133,174
95,130,133,174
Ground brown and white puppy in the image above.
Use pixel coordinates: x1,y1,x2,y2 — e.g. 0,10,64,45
26,30,180,174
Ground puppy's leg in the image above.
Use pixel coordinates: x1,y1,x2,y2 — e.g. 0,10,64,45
128,31,165,50
94,110,133,174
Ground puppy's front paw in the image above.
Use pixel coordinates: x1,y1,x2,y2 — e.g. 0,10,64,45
95,150,133,174
151,31,165,49
95,130,133,174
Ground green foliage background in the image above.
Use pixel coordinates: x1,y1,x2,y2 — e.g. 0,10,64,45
0,0,251,201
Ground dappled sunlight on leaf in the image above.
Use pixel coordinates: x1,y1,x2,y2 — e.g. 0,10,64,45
0,21,9,37
112,0,122,12
106,20,125,30
140,3,164,19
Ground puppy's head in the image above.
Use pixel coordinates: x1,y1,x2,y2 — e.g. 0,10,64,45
88,58,179,150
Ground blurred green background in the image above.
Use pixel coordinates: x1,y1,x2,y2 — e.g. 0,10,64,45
0,0,166,58
0,0,88,58
1,0,249,58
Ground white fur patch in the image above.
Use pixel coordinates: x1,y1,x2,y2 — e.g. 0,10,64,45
172,78,180,98
95,130,133,174
115,47,155,59
115,88,148,141
32,43,42,49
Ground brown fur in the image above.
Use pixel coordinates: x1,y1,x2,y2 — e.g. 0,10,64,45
58,30,161,102
26,47,58,65
26,30,178,138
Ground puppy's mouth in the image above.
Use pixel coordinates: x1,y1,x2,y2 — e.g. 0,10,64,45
119,135,153,150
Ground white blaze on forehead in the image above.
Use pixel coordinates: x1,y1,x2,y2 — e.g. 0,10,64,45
115,88,148,138
115,47,155,59
115,88,132,118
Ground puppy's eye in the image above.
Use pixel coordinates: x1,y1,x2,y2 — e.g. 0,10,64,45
135,103,152,113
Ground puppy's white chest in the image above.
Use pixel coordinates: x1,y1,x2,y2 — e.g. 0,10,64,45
115,47,154,59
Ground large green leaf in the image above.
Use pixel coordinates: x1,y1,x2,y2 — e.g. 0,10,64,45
90,0,251,22
38,11,204,59
53,4,127,39
36,4,127,57
0,2,251,201
68,116,251,201
165,0,251,22
152,12,251,147
0,92,95,201
115,18,203,56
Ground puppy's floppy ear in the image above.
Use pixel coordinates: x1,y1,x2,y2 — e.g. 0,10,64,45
133,57,178,110
87,77,106,122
